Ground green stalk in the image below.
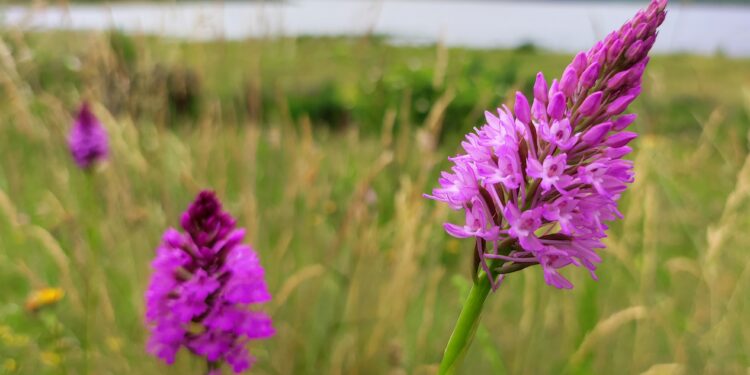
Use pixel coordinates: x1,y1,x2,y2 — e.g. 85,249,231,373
438,270,493,375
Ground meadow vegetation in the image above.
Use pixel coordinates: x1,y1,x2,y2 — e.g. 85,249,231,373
0,30,749,374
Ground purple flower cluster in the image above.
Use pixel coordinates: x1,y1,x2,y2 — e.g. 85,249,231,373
145,191,274,373
68,103,108,169
426,0,667,289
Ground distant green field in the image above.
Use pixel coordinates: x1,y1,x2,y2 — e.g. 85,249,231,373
1,31,749,374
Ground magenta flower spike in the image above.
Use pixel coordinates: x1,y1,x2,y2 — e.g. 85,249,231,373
430,2,667,373
68,103,109,169
428,0,667,291
145,191,274,374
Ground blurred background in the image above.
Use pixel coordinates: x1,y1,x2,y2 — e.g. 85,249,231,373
0,0,749,374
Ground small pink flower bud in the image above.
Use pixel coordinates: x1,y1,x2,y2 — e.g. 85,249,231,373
548,79,560,97
606,146,633,159
607,70,631,90
634,22,648,39
560,66,579,98
534,72,549,103
580,62,601,89
532,99,547,122
547,92,566,120
607,95,637,115
626,40,644,61
592,50,606,66
612,114,638,131
606,132,638,147
582,122,613,145
643,35,657,53
572,52,588,74
621,25,635,46
579,91,603,117
607,39,624,63
515,92,531,125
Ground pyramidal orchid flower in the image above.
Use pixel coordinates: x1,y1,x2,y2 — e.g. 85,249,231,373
68,102,108,169
145,191,274,374
427,1,667,373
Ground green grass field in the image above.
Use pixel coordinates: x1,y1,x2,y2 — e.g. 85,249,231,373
1,30,749,374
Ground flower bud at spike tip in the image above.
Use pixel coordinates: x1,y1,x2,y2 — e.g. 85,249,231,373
572,52,588,74
582,122,612,145
548,79,560,97
643,35,657,53
579,91,603,117
534,72,548,103
607,39,624,63
628,63,646,84
593,50,606,66
626,40,644,61
515,92,531,125
626,85,642,98
606,132,638,147
560,66,579,98
607,95,637,115
635,22,648,39
532,99,547,122
622,27,635,46
606,146,633,159
613,114,638,131
607,70,631,90
580,62,600,90
547,92,566,120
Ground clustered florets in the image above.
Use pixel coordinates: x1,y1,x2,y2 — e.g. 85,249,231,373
427,0,667,289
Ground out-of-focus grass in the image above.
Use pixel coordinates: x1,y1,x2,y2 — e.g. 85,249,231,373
0,29,749,375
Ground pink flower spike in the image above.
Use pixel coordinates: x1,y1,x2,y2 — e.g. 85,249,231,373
425,0,667,290
68,102,108,169
145,191,274,373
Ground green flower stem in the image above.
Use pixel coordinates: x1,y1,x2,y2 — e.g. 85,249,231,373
438,270,493,375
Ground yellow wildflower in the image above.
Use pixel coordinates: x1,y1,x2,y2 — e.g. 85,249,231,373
25,287,65,312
